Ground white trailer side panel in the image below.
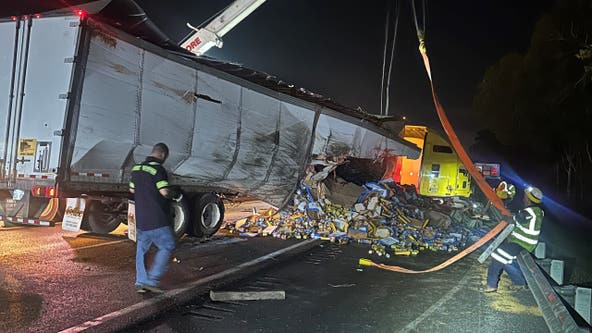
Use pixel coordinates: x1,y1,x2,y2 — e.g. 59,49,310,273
246,101,315,205
71,30,141,182
175,71,241,181
71,23,418,206
313,114,418,160
136,51,195,169
0,20,18,177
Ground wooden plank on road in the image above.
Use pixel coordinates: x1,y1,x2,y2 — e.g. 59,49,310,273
210,290,286,301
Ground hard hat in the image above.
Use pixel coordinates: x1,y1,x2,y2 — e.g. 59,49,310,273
495,181,515,200
525,186,543,204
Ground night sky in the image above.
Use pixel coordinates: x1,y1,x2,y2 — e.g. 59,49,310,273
3,0,555,145
138,0,554,145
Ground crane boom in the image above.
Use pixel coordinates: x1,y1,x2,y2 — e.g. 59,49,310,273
180,0,267,56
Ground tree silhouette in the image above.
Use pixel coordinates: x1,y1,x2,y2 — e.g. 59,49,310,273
473,0,592,199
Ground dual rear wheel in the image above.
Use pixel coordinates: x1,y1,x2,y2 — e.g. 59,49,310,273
173,193,225,238
82,193,224,239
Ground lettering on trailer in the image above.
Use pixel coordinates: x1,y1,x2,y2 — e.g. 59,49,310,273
184,36,203,51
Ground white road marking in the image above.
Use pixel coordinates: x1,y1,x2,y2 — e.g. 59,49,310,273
398,269,473,333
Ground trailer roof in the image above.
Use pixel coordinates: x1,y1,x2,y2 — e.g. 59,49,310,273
84,1,408,126
4,0,417,152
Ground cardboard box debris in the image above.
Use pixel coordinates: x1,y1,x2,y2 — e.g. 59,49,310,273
224,177,495,259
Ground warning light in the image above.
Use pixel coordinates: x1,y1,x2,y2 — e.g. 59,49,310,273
31,185,58,197
46,186,56,198
22,15,29,19
34,13,42,18
74,9,87,18
10,16,17,21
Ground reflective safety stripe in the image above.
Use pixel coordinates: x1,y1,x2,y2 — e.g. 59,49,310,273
524,208,538,231
511,231,538,245
497,248,515,260
515,221,540,236
491,252,512,265
132,164,157,176
156,180,169,189
129,182,135,189
148,161,160,166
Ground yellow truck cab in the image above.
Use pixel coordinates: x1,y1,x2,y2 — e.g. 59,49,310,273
397,125,471,198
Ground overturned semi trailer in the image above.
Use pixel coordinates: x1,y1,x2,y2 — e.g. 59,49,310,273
0,1,420,236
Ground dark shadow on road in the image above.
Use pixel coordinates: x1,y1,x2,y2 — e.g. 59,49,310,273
0,288,43,332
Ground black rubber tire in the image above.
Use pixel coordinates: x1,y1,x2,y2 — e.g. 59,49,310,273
191,193,225,238
84,200,122,234
170,197,190,239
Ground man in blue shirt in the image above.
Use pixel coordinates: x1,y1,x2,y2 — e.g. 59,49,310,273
129,143,175,293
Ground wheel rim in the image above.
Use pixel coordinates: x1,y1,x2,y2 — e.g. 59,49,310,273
171,203,185,234
201,202,220,228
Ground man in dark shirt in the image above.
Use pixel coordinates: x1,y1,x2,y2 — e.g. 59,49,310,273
129,143,175,293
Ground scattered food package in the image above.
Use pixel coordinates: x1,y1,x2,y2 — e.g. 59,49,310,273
223,177,494,259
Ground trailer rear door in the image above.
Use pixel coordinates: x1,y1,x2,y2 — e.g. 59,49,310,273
0,19,20,182
0,15,81,185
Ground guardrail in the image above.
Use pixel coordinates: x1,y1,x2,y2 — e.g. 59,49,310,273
517,243,591,332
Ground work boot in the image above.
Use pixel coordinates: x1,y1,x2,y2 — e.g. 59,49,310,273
480,286,497,293
143,285,165,294
135,285,148,293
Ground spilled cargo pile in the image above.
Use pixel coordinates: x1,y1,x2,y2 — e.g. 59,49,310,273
224,178,493,259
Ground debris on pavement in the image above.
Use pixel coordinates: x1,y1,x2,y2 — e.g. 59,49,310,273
328,283,356,288
223,168,496,259
210,290,286,301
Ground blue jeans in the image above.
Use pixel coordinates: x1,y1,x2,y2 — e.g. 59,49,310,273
136,226,175,287
486,242,527,288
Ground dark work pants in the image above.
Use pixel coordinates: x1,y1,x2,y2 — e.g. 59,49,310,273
486,241,527,288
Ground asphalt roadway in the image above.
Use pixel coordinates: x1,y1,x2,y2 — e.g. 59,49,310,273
2,198,586,333
0,200,317,333
130,242,548,333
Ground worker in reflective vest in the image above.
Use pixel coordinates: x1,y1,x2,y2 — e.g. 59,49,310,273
129,143,176,294
495,180,516,207
483,186,544,293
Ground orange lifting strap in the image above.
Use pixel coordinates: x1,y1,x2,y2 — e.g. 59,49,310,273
360,6,511,273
